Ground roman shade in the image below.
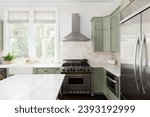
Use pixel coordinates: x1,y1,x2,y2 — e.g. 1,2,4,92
34,11,55,23
8,11,29,23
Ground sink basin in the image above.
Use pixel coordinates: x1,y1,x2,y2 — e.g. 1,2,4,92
9,64,34,74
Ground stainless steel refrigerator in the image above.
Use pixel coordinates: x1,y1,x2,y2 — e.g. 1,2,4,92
121,7,150,99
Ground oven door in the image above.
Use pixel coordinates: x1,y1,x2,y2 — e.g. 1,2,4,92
106,75,119,97
63,74,91,94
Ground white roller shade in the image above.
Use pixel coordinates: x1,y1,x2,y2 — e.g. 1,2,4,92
8,11,29,23
34,11,55,23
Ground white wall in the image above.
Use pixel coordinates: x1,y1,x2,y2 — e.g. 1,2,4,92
59,3,118,40
0,8,3,19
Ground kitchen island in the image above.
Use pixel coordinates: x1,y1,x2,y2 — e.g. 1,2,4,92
0,74,65,100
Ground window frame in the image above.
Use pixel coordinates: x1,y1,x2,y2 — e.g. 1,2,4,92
3,7,59,63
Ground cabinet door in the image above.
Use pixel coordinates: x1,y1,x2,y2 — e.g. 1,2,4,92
116,13,120,25
91,18,103,51
103,70,107,96
111,26,117,51
92,18,103,30
54,68,60,74
0,20,3,52
93,29,103,51
111,15,116,28
37,68,54,74
116,25,120,51
103,16,110,29
92,68,104,94
103,29,110,51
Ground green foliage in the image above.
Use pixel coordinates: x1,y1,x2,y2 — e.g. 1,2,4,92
3,53,15,61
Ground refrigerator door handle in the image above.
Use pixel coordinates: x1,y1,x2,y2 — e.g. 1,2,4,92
139,34,146,94
134,36,140,90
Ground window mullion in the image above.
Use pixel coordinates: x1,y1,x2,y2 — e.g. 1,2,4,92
28,10,36,59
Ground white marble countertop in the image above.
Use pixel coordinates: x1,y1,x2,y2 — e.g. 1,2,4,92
103,65,120,77
91,64,120,77
33,63,62,68
0,64,18,68
0,74,65,100
0,63,62,68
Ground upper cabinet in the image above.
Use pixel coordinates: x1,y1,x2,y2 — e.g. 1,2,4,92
91,17,103,51
103,16,111,51
91,7,120,52
0,19,3,52
110,7,120,52
121,0,134,10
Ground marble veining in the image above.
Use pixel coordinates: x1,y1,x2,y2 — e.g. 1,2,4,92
59,41,120,66
0,74,65,100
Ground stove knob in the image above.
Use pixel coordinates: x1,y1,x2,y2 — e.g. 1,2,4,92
70,68,72,71
80,68,82,71
83,69,85,72
67,69,69,72
62,69,65,73
73,69,75,72
87,69,90,72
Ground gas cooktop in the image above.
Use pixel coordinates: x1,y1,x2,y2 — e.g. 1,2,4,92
61,59,91,73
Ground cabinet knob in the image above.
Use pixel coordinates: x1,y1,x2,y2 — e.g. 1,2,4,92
44,70,48,72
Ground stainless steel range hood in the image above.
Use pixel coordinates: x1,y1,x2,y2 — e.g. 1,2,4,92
63,13,90,41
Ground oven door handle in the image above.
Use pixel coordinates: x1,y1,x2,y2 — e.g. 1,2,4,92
106,76,117,84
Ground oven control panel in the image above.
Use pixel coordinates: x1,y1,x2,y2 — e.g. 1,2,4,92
63,91,90,94
61,67,91,73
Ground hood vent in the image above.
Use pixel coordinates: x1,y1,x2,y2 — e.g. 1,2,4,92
63,13,90,41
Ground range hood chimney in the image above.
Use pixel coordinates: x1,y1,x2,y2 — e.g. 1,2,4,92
63,13,90,41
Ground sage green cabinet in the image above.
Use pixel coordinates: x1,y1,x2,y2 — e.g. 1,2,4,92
110,8,120,52
103,69,107,96
116,25,120,51
91,7,120,52
110,15,117,27
110,26,117,51
103,16,110,29
103,9,120,52
54,68,61,74
91,17,103,51
36,68,54,74
0,20,3,52
121,0,133,10
103,29,111,51
35,68,61,74
103,16,111,51
92,67,104,94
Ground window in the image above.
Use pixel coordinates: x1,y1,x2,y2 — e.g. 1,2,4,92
7,9,58,63
34,11,56,62
9,23,29,58
35,23,56,62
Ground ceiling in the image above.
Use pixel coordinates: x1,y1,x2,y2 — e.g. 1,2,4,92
0,0,117,3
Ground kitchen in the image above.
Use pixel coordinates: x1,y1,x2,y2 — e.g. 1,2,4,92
0,0,149,100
